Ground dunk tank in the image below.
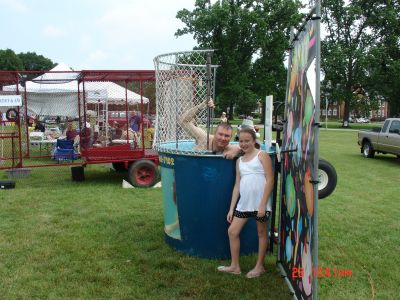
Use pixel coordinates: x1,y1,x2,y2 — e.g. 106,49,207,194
153,50,271,258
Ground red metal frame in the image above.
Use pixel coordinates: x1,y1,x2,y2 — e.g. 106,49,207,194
0,69,158,170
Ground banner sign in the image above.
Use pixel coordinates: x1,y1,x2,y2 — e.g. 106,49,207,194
0,95,22,107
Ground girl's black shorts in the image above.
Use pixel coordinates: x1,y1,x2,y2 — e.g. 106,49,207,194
233,210,271,223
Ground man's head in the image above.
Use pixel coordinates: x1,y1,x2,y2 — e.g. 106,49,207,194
213,123,233,151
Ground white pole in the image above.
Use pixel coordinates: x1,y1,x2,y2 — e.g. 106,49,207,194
1,116,4,163
325,96,328,129
264,95,273,149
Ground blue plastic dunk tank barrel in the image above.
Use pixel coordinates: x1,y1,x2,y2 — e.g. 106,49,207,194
159,141,271,259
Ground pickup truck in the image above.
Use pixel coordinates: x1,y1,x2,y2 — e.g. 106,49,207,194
357,118,400,158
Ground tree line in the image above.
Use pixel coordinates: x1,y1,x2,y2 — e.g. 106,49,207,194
1,0,399,120
176,0,400,120
0,49,56,71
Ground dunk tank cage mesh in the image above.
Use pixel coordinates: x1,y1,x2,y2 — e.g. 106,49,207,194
153,50,217,155
153,50,261,258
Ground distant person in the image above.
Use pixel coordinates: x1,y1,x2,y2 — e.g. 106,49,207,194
220,112,228,124
217,127,274,278
129,111,141,132
35,121,45,132
121,124,136,140
28,115,35,127
65,122,77,141
111,121,122,140
80,122,92,149
146,120,155,146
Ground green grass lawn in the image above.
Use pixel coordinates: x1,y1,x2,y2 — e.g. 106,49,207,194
1,130,399,299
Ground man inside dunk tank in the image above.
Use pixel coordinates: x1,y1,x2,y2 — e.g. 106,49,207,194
153,50,274,259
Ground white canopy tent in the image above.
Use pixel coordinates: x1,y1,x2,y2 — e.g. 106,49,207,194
3,63,149,117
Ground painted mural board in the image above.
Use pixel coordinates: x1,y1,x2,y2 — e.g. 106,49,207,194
278,11,320,300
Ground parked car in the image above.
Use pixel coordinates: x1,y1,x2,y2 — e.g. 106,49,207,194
357,118,400,158
355,117,370,123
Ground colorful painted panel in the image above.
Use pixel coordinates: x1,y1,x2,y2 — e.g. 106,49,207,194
279,20,318,299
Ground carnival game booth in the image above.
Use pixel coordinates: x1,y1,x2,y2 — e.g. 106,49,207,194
0,66,159,187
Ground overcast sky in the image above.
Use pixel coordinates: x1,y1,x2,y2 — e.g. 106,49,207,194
0,0,198,70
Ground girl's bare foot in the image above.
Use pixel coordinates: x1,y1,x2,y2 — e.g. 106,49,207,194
217,265,241,275
246,267,265,278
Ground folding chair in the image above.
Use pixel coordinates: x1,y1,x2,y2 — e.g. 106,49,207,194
52,139,79,162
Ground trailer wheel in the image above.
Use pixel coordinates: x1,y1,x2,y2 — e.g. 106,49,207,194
362,141,375,158
112,162,127,172
128,160,158,187
318,159,337,199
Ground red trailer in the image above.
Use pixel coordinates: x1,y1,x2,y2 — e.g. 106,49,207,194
0,68,159,187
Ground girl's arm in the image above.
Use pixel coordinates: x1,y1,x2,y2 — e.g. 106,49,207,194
257,151,274,217
227,159,241,223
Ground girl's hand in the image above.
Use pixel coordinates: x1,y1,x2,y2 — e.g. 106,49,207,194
227,210,234,223
257,209,266,218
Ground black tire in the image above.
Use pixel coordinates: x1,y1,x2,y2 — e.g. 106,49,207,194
318,159,337,199
362,141,375,158
6,108,19,122
112,162,127,172
128,160,159,187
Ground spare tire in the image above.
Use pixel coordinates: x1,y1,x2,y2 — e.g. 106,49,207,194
318,159,337,199
128,160,159,187
6,108,19,122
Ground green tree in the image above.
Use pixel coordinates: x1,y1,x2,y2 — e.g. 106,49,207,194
17,52,56,71
320,0,400,124
176,0,302,119
364,0,400,117
0,49,24,71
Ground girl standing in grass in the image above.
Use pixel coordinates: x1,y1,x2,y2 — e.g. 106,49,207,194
217,127,274,278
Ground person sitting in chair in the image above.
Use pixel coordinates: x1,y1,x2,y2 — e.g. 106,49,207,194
66,122,77,141
111,121,122,140
80,122,92,149
120,124,138,147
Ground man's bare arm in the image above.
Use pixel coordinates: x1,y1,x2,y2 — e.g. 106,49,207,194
223,143,242,159
178,99,214,144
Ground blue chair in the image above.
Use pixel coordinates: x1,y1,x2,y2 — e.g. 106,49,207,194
52,139,79,162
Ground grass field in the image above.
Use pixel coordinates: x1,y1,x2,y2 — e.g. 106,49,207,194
1,130,399,299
